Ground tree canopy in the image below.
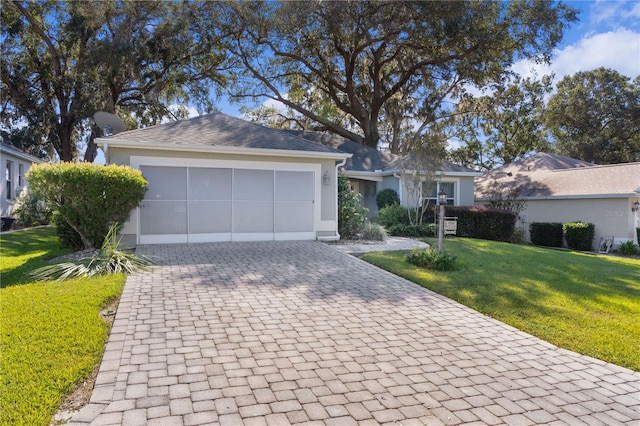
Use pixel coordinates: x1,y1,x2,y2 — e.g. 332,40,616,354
545,68,640,164
227,0,578,153
1,0,229,161
448,75,554,171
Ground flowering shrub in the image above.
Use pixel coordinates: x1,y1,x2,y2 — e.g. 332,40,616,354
338,174,368,239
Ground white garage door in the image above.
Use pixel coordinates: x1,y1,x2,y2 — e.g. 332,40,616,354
139,166,315,244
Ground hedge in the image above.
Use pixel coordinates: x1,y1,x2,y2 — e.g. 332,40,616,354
444,206,516,242
564,222,595,251
529,222,564,247
27,162,148,250
375,189,400,209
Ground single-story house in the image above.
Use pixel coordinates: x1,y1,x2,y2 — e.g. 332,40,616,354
290,131,482,218
1,141,45,219
97,113,351,245
475,152,640,248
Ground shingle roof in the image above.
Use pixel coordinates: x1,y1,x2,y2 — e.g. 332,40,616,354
289,131,396,172
102,113,345,156
476,153,640,198
291,130,478,174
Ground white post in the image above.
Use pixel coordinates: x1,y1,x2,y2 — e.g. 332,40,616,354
438,203,444,252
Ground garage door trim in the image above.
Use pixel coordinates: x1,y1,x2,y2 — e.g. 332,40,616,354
131,156,321,244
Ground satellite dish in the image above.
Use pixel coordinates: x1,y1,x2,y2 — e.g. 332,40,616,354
93,111,127,136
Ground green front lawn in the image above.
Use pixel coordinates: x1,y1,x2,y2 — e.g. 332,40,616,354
362,238,640,372
0,228,125,426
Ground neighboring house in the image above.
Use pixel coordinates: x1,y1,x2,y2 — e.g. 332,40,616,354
291,131,481,218
475,153,640,247
0,142,45,218
96,113,350,245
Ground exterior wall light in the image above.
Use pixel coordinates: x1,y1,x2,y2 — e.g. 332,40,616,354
632,201,640,212
323,170,331,185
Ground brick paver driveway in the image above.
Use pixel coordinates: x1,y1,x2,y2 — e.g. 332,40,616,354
71,241,639,425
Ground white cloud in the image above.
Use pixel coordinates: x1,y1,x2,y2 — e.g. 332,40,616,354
512,27,640,81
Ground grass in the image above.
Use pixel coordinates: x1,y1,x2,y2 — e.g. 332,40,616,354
362,238,640,372
0,227,71,288
0,228,125,426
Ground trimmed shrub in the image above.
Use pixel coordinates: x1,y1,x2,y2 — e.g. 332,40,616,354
12,187,52,227
375,203,411,228
338,174,368,239
529,222,564,247
406,248,457,271
361,222,387,241
26,162,148,250
387,223,437,238
375,188,400,209
617,241,639,256
443,206,516,242
564,222,595,251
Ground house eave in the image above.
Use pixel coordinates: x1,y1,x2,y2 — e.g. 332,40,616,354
0,145,46,164
476,193,640,202
96,138,351,161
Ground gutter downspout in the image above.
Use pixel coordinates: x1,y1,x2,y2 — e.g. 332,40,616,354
317,158,347,242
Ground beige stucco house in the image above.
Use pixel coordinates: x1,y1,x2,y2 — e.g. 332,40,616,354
290,131,481,218
1,142,45,220
96,113,351,245
475,153,640,248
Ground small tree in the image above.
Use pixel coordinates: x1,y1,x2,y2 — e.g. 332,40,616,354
397,137,444,225
27,163,148,250
338,174,368,240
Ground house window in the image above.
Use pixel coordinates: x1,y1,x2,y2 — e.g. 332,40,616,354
423,181,455,205
5,161,13,200
18,164,24,187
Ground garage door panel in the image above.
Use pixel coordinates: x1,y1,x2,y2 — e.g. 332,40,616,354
141,166,186,200
233,201,274,233
189,168,232,200
188,201,232,233
141,200,187,235
275,171,314,201
275,201,314,232
234,169,274,201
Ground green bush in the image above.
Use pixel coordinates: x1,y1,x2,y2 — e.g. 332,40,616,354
387,223,437,238
444,206,516,242
361,222,387,241
26,162,148,250
375,203,411,227
375,188,400,209
11,187,52,227
564,221,595,251
406,248,457,271
529,222,564,247
338,174,368,239
617,241,639,256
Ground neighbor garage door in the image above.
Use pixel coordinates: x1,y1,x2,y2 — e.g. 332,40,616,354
139,166,315,244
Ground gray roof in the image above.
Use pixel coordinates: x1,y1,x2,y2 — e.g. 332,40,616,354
476,153,640,198
289,131,396,172
103,113,345,156
291,130,477,174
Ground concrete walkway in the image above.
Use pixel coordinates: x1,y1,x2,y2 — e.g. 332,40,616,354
71,241,639,425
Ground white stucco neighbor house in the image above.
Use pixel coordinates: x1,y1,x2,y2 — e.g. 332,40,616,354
96,113,351,245
290,131,482,218
475,153,640,248
1,142,45,220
